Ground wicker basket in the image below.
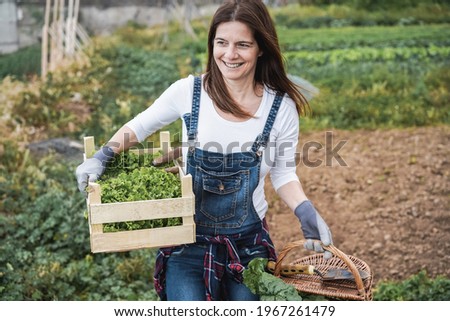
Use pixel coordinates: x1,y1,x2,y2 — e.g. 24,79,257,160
273,240,373,301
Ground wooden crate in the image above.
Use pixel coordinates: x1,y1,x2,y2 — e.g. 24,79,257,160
84,131,195,253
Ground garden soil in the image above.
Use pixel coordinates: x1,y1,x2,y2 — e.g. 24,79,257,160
264,126,450,285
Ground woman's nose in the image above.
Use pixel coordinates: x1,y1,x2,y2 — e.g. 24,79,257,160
224,45,238,59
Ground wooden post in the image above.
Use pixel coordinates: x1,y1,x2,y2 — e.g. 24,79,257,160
50,0,58,71
41,0,51,80
72,0,80,56
73,0,80,26
65,0,74,56
57,0,65,63
42,0,88,80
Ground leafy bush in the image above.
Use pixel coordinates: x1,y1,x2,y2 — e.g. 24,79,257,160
374,271,450,301
0,155,159,300
0,44,41,80
95,45,179,100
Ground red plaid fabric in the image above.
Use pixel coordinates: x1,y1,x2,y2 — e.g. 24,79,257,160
153,218,277,301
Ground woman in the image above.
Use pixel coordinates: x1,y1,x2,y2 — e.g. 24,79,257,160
76,0,332,301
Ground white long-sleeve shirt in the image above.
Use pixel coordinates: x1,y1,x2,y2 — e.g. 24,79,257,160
126,75,300,220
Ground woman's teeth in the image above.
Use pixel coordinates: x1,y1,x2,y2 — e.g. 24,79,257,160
224,62,243,68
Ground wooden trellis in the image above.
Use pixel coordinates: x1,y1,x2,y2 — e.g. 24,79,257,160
41,0,90,80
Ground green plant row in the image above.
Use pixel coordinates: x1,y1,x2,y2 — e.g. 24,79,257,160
284,46,450,67
272,3,450,29
0,44,41,80
373,271,450,301
278,24,450,51
290,61,450,130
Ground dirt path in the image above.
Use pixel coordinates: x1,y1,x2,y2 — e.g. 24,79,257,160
265,126,450,284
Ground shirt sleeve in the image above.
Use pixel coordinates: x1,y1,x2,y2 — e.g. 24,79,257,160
125,76,193,142
269,97,300,191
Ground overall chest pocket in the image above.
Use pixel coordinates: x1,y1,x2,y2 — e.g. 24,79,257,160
196,168,249,223
203,176,241,195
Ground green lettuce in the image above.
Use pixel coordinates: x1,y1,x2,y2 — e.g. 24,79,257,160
243,258,302,301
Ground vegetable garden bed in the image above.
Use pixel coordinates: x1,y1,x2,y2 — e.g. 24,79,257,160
84,131,195,253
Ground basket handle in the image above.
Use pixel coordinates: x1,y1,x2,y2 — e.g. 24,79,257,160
274,240,366,297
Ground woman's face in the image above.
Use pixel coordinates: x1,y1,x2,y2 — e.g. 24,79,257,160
213,21,262,83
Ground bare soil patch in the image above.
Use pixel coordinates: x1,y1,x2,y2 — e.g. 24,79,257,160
265,126,450,284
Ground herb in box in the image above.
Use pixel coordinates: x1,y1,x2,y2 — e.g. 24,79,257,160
84,132,195,253
99,154,183,232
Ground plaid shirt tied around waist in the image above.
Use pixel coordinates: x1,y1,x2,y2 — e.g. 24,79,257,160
153,219,277,301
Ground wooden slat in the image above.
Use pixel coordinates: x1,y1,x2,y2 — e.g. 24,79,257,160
90,224,195,253
129,147,160,155
87,183,103,247
181,173,193,197
83,136,95,159
89,196,193,224
160,131,171,155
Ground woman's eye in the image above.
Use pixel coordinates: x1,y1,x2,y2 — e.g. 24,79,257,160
237,43,250,48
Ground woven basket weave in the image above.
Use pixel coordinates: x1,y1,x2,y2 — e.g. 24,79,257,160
274,240,373,301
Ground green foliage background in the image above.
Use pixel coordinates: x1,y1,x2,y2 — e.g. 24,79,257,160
1,1,449,300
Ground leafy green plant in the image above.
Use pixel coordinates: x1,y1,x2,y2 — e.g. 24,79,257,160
97,151,182,232
0,44,41,79
374,271,450,301
243,258,303,301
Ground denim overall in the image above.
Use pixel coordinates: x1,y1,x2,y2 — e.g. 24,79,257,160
155,77,283,300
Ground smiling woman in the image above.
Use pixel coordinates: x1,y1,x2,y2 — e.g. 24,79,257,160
75,0,333,302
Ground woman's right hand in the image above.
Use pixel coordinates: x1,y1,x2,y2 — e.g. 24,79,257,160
152,147,182,174
75,146,115,196
75,158,105,195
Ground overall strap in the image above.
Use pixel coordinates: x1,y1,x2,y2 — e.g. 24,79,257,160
251,94,284,153
187,76,202,148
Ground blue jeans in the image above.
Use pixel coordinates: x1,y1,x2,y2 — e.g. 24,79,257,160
165,243,268,301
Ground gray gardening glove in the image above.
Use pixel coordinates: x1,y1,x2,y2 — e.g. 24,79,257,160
75,146,116,195
294,200,333,259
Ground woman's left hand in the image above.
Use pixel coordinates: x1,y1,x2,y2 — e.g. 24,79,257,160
294,200,333,259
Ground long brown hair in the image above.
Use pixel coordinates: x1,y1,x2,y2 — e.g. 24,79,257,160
203,0,309,118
